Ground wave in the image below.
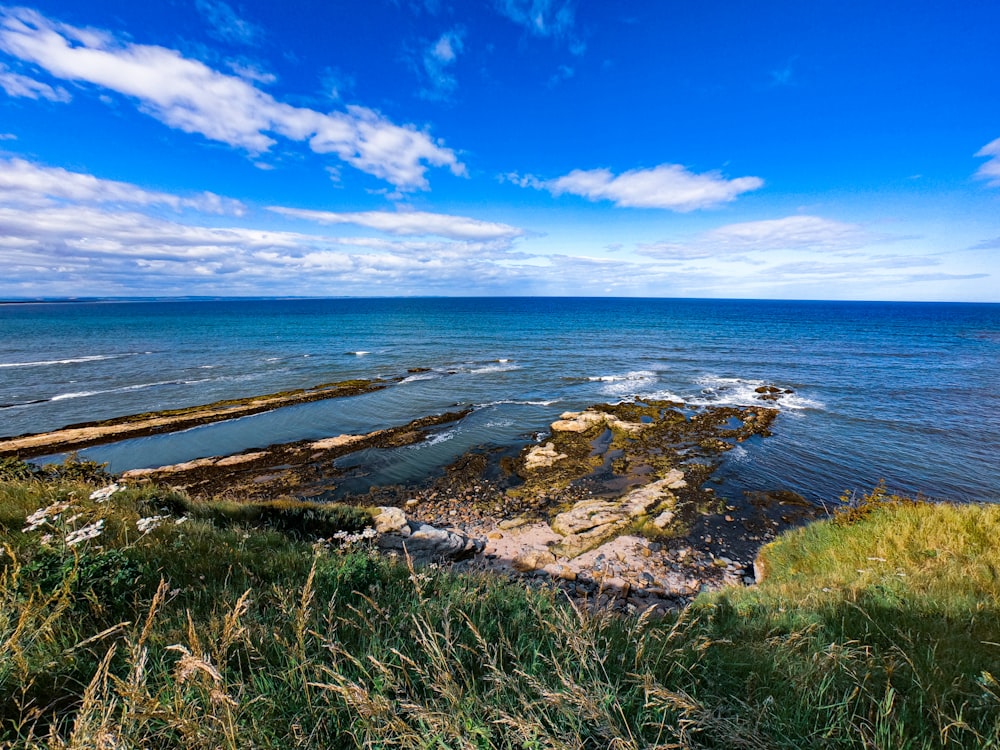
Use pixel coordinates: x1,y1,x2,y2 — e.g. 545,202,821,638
423,429,456,446
590,370,658,398
347,351,371,356
476,398,560,408
400,371,441,383
676,375,825,411
49,378,215,403
468,362,520,375
0,353,146,369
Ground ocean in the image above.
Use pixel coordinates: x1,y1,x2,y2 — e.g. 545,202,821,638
1,297,997,505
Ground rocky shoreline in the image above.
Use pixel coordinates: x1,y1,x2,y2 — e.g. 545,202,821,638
10,382,825,613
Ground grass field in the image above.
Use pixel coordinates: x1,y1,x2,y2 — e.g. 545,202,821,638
1,462,998,749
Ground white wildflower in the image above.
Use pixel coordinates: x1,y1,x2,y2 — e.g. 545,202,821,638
330,527,378,547
65,513,83,525
89,484,120,502
23,501,72,532
174,516,189,525
136,515,165,534
39,533,53,545
65,519,104,546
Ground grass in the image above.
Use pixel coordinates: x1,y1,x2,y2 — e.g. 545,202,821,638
1,470,998,748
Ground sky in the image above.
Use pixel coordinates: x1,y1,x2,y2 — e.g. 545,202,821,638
0,0,998,301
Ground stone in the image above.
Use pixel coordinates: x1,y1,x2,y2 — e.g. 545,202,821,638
523,442,568,470
497,517,529,530
651,510,674,529
513,549,557,572
378,521,483,563
373,506,409,535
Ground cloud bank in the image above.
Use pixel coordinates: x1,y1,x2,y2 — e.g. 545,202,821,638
0,7,464,190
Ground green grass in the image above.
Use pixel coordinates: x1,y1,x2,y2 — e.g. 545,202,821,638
1,476,998,749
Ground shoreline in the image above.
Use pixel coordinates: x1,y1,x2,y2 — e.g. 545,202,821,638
76,385,826,612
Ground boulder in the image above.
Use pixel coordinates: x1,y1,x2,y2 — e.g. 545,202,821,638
378,520,484,563
512,549,557,572
373,506,409,535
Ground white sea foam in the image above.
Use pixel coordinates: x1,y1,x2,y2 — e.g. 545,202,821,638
401,371,441,383
477,398,560,408
676,375,825,411
727,444,750,463
468,362,520,375
423,429,456,446
51,390,103,401
348,351,371,356
0,353,143,368
591,370,658,397
49,379,204,402
639,389,686,403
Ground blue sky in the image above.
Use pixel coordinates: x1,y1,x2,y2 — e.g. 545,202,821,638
0,0,998,300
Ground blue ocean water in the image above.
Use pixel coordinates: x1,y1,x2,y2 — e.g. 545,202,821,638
1,297,998,505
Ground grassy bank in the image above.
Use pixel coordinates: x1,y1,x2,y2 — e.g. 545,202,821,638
1,470,998,749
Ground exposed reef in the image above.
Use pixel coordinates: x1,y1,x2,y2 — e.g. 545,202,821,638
0,379,391,459
14,379,820,613
121,410,471,501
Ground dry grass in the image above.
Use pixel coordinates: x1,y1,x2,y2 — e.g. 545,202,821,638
2,476,1000,748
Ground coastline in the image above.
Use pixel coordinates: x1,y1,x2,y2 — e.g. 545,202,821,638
9,382,824,612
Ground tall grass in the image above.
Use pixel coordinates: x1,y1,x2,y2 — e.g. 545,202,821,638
1,477,999,748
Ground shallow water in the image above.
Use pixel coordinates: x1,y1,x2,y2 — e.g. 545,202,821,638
2,297,998,504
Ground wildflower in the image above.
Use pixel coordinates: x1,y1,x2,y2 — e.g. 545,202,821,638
65,519,104,546
23,501,72,532
174,516,189,525
136,515,165,534
89,483,120,502
39,534,53,545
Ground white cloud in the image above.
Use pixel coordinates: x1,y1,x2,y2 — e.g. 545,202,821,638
548,64,573,87
496,0,584,53
420,28,464,101
0,159,529,296
0,158,245,214
267,206,524,240
194,0,262,46
522,163,763,211
638,216,870,259
225,59,276,85
975,137,1000,187
702,215,866,250
0,7,464,190
0,62,69,101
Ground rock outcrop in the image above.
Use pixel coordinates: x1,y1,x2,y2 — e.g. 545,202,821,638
550,469,686,557
376,507,484,562
523,442,568,470
550,410,646,435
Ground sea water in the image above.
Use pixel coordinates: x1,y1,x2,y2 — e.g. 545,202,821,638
1,297,998,505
